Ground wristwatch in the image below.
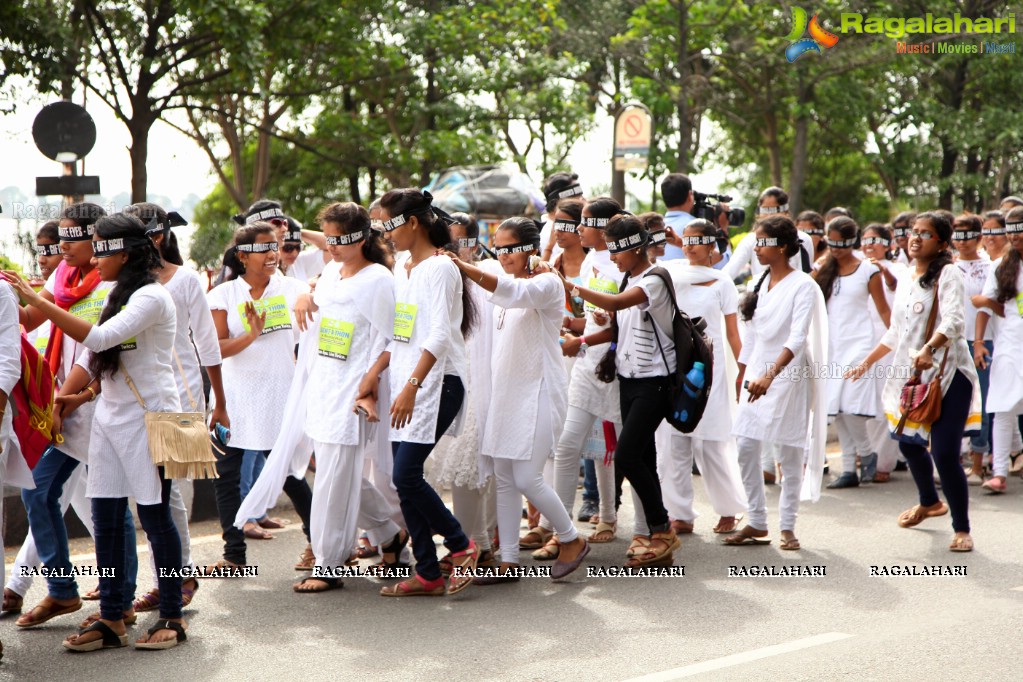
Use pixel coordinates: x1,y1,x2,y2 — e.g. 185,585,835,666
408,377,423,389
924,343,936,355
579,336,588,353
570,285,580,297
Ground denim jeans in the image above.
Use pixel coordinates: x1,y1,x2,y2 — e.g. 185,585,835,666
582,459,599,503
93,473,179,621
22,446,136,607
969,340,992,453
241,449,268,524
213,445,313,564
391,375,467,581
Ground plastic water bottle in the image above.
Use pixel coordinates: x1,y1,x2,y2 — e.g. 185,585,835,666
675,362,706,422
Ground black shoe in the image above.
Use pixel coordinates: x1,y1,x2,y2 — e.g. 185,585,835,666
894,460,908,472
827,472,859,489
577,499,599,522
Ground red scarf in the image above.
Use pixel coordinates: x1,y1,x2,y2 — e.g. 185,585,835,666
44,261,102,378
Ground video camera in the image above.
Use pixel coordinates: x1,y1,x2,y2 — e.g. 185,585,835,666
693,192,746,227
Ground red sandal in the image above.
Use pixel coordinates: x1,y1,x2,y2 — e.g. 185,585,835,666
379,574,445,597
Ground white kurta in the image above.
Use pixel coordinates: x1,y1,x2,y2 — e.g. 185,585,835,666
879,265,982,445
734,271,821,448
305,261,394,445
724,231,815,282
661,262,739,441
957,257,993,341
164,267,222,410
288,249,329,284
869,261,907,415
2,283,33,491
82,284,181,504
481,273,568,460
825,261,881,417
207,274,310,450
568,249,623,422
387,255,468,445
981,262,1023,413
42,276,114,464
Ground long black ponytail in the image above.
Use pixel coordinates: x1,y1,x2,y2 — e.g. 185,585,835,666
88,214,163,379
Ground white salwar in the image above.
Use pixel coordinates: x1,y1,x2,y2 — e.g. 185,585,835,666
481,273,578,564
733,270,828,532
655,262,747,523
981,263,1023,477
868,260,908,473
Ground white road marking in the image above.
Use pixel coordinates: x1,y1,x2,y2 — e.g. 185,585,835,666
621,632,854,681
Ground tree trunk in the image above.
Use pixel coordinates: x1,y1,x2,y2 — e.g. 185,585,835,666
129,118,152,203
764,113,783,187
675,3,689,173
938,138,957,210
789,115,809,215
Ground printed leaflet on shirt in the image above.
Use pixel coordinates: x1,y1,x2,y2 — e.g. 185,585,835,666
393,303,417,343
585,277,618,312
319,318,354,360
237,295,292,335
69,288,109,324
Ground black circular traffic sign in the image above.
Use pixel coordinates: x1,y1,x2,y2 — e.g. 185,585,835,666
32,101,97,161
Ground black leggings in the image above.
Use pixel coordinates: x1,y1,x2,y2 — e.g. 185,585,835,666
614,376,670,532
899,370,973,533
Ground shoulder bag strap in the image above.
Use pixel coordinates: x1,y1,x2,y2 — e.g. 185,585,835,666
171,347,199,412
920,271,944,379
118,360,149,411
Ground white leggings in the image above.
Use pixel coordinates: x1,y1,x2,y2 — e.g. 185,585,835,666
543,405,618,528
834,414,873,473
991,409,1023,478
310,441,401,573
495,391,578,564
656,424,748,523
867,417,899,473
6,465,92,596
451,478,497,552
736,437,803,532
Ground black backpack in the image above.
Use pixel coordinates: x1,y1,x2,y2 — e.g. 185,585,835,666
642,267,715,433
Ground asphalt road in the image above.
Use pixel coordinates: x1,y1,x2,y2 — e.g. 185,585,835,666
3,459,1023,682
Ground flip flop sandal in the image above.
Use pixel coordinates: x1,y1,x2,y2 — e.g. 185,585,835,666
722,527,771,546
199,559,248,578
63,620,128,652
897,502,948,528
82,586,101,600
132,590,161,613
670,520,694,535
532,537,561,561
712,515,742,534
949,536,974,552
519,527,553,550
16,599,83,628
295,545,316,571
258,517,290,529
779,537,801,551
79,610,137,629
447,541,479,595
294,577,343,593
589,522,617,543
135,619,187,651
626,535,651,558
380,575,445,597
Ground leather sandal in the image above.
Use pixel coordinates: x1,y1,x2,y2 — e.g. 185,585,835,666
380,574,445,597
626,535,651,558
294,544,315,571
589,522,616,543
897,502,948,528
532,536,560,561
627,530,679,568
447,541,479,595
15,597,83,628
519,526,553,550
2,588,23,614
132,590,160,613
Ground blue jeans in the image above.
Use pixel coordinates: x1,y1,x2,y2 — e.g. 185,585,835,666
582,460,599,503
21,447,136,607
241,449,267,523
391,375,467,581
94,473,180,621
969,340,992,453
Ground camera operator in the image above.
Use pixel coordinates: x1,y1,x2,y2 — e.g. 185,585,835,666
659,174,697,261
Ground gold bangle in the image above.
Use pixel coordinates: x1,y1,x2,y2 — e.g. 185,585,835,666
476,271,485,284
84,386,97,402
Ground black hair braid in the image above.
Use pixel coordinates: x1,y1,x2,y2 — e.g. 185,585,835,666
739,269,771,322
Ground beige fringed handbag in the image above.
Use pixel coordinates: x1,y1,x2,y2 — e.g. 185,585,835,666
119,350,219,480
